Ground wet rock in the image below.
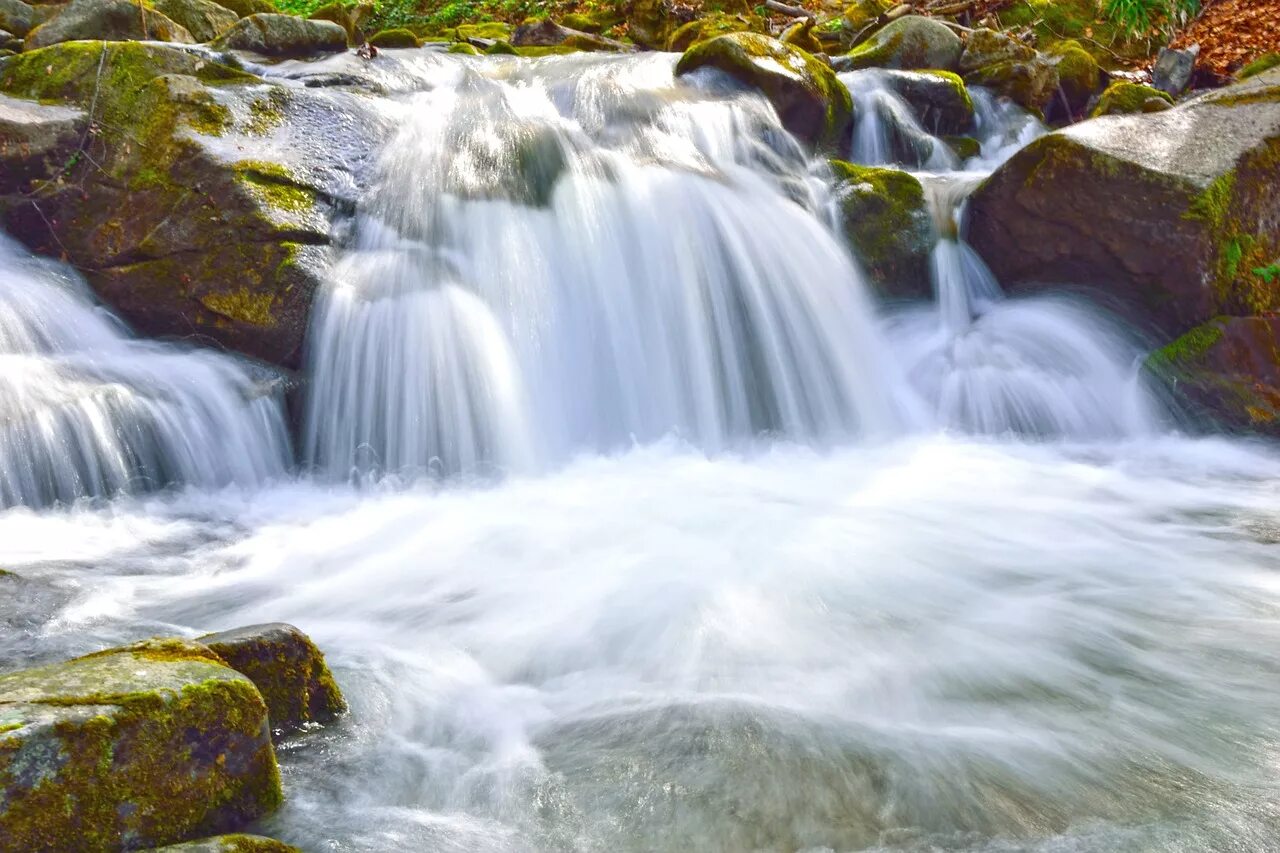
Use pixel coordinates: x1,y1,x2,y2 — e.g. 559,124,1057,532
0,0,33,37
1147,314,1280,436
152,0,239,43
959,27,1034,73
676,33,854,154
667,12,762,53
1089,80,1173,117
878,69,974,135
967,69,1280,339
200,623,346,737
1153,44,1198,96
840,15,962,73
26,0,193,49
0,92,85,194
1044,39,1101,118
780,18,823,54
144,836,301,853
964,54,1059,114
511,18,629,52
212,13,347,56
627,0,674,50
0,40,387,368
368,27,418,48
842,0,891,35
829,160,935,298
0,638,281,850
0,29,18,51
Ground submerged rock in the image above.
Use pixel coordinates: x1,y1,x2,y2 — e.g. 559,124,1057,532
26,0,194,49
967,69,1280,338
200,623,346,738
840,15,962,73
212,13,347,56
144,836,301,853
0,638,281,850
676,33,854,154
152,0,240,43
829,160,935,298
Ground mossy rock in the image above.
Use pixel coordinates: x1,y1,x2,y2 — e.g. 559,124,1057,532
964,55,1059,114
199,623,346,739
447,41,479,55
943,133,980,159
368,27,418,48
1089,80,1173,117
780,17,822,54
211,0,276,16
958,27,1034,73
626,0,672,50
1241,53,1280,80
26,0,194,49
676,33,853,153
841,15,962,72
842,0,890,35
212,13,347,56
667,12,762,53
0,0,34,37
455,21,511,41
829,160,935,298
0,638,281,850
307,2,371,44
967,76,1280,338
144,835,301,853
996,0,1147,66
562,9,623,34
153,0,240,43
1044,39,1101,115
880,68,974,135
484,39,518,55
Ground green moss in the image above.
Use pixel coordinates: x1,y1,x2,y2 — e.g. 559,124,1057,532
233,160,316,214
516,44,580,56
1239,52,1280,80
369,27,419,47
448,41,480,54
200,289,278,327
484,39,518,54
1146,319,1225,372
1089,80,1173,117
1045,38,1101,109
943,134,981,159
245,88,289,135
456,21,511,40
829,159,934,295
997,0,1148,67
562,9,623,34
667,12,761,53
843,0,890,34
843,15,961,72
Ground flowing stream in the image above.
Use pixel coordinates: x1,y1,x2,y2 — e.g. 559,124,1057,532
2,50,1279,852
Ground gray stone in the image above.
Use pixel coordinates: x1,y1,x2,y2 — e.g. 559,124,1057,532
0,0,33,37
0,92,85,194
840,15,963,72
1153,43,1198,96
25,0,193,49
152,0,239,42
212,13,348,56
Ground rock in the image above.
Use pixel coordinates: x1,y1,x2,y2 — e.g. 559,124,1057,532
368,27,418,48
780,18,823,55
842,0,891,35
1242,53,1280,80
829,160,935,298
26,0,194,49
1044,39,1101,117
841,15,962,72
967,69,1280,339
0,28,18,51
958,27,1034,73
200,623,345,738
667,12,761,53
144,836,301,853
676,33,853,153
561,8,623,34
1153,44,1198,96
210,0,275,15
879,68,973,135
511,18,629,52
455,21,510,42
1089,80,1173,117
212,13,347,56
0,638,281,850
964,54,1059,114
447,41,479,55
0,41,385,368
0,0,33,37
307,1,371,45
484,39,518,55
943,133,980,159
1147,314,1280,435
152,0,239,43
0,92,84,194
627,0,673,50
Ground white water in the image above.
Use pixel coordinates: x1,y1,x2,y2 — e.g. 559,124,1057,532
0,237,290,507
2,51,1276,853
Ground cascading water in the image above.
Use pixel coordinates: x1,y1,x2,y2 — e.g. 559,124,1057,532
0,236,290,507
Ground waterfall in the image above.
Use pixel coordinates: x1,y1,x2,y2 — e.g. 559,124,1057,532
0,236,291,508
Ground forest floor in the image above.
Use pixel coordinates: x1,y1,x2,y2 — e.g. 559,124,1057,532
1171,0,1280,76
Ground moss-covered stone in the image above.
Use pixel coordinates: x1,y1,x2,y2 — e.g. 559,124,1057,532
943,133,980,159
842,0,890,36
0,0,34,38
829,160,935,298
26,0,194,49
667,12,762,53
1241,53,1280,81
153,0,240,42
1090,80,1173,117
307,1,372,45
562,8,622,35
997,0,1148,66
0,638,281,851
455,21,510,42
676,33,853,153
882,69,974,135
842,15,962,72
965,54,1059,115
368,27,419,48
626,0,672,50
484,39,518,55
780,17,822,54
1044,39,1101,116
958,27,1034,73
447,41,479,55
199,623,345,739
212,13,347,56
144,835,301,853
211,0,276,16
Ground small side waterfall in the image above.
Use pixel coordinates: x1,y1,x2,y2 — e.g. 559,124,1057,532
0,237,290,508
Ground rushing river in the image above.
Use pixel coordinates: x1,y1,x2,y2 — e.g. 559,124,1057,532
1,49,1278,851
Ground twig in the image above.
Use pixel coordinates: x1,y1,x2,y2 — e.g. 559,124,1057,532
764,1,814,19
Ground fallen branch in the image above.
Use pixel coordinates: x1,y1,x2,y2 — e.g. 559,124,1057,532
764,0,814,19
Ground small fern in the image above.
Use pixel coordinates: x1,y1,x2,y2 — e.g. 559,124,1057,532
1104,0,1200,38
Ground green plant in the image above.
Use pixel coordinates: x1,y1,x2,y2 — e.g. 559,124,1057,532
1254,263,1280,284
1103,0,1199,38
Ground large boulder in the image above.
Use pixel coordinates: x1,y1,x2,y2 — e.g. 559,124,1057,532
967,69,1280,338
964,54,1059,114
666,12,761,52
0,0,33,37
307,1,372,45
0,92,84,194
1044,39,1102,118
152,0,240,43
830,160,935,298
878,69,974,135
0,639,281,850
840,15,962,72
200,623,345,738
212,13,346,56
676,33,854,153
0,41,386,368
958,27,1035,73
26,0,194,48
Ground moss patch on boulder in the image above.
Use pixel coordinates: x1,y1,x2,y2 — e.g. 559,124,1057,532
667,12,762,53
1044,39,1101,116
153,0,241,42
964,54,1059,114
829,159,935,298
144,835,301,853
1090,80,1173,117
842,15,962,72
959,27,1034,73
1241,53,1280,80
212,12,347,55
368,26,419,47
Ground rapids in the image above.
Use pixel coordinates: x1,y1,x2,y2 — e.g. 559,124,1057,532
1,48,1276,853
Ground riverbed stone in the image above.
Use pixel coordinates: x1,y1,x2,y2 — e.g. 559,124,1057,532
0,92,85,194
967,68,1280,338
959,27,1034,73
878,69,974,135
0,638,281,851
667,12,762,52
1044,39,1101,117
211,0,276,16
144,833,301,852
0,0,33,37
676,33,854,154
841,15,962,72
1089,80,1173,117
153,0,239,43
25,0,194,49
200,623,346,737
964,54,1059,114
829,160,935,298
212,13,347,56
